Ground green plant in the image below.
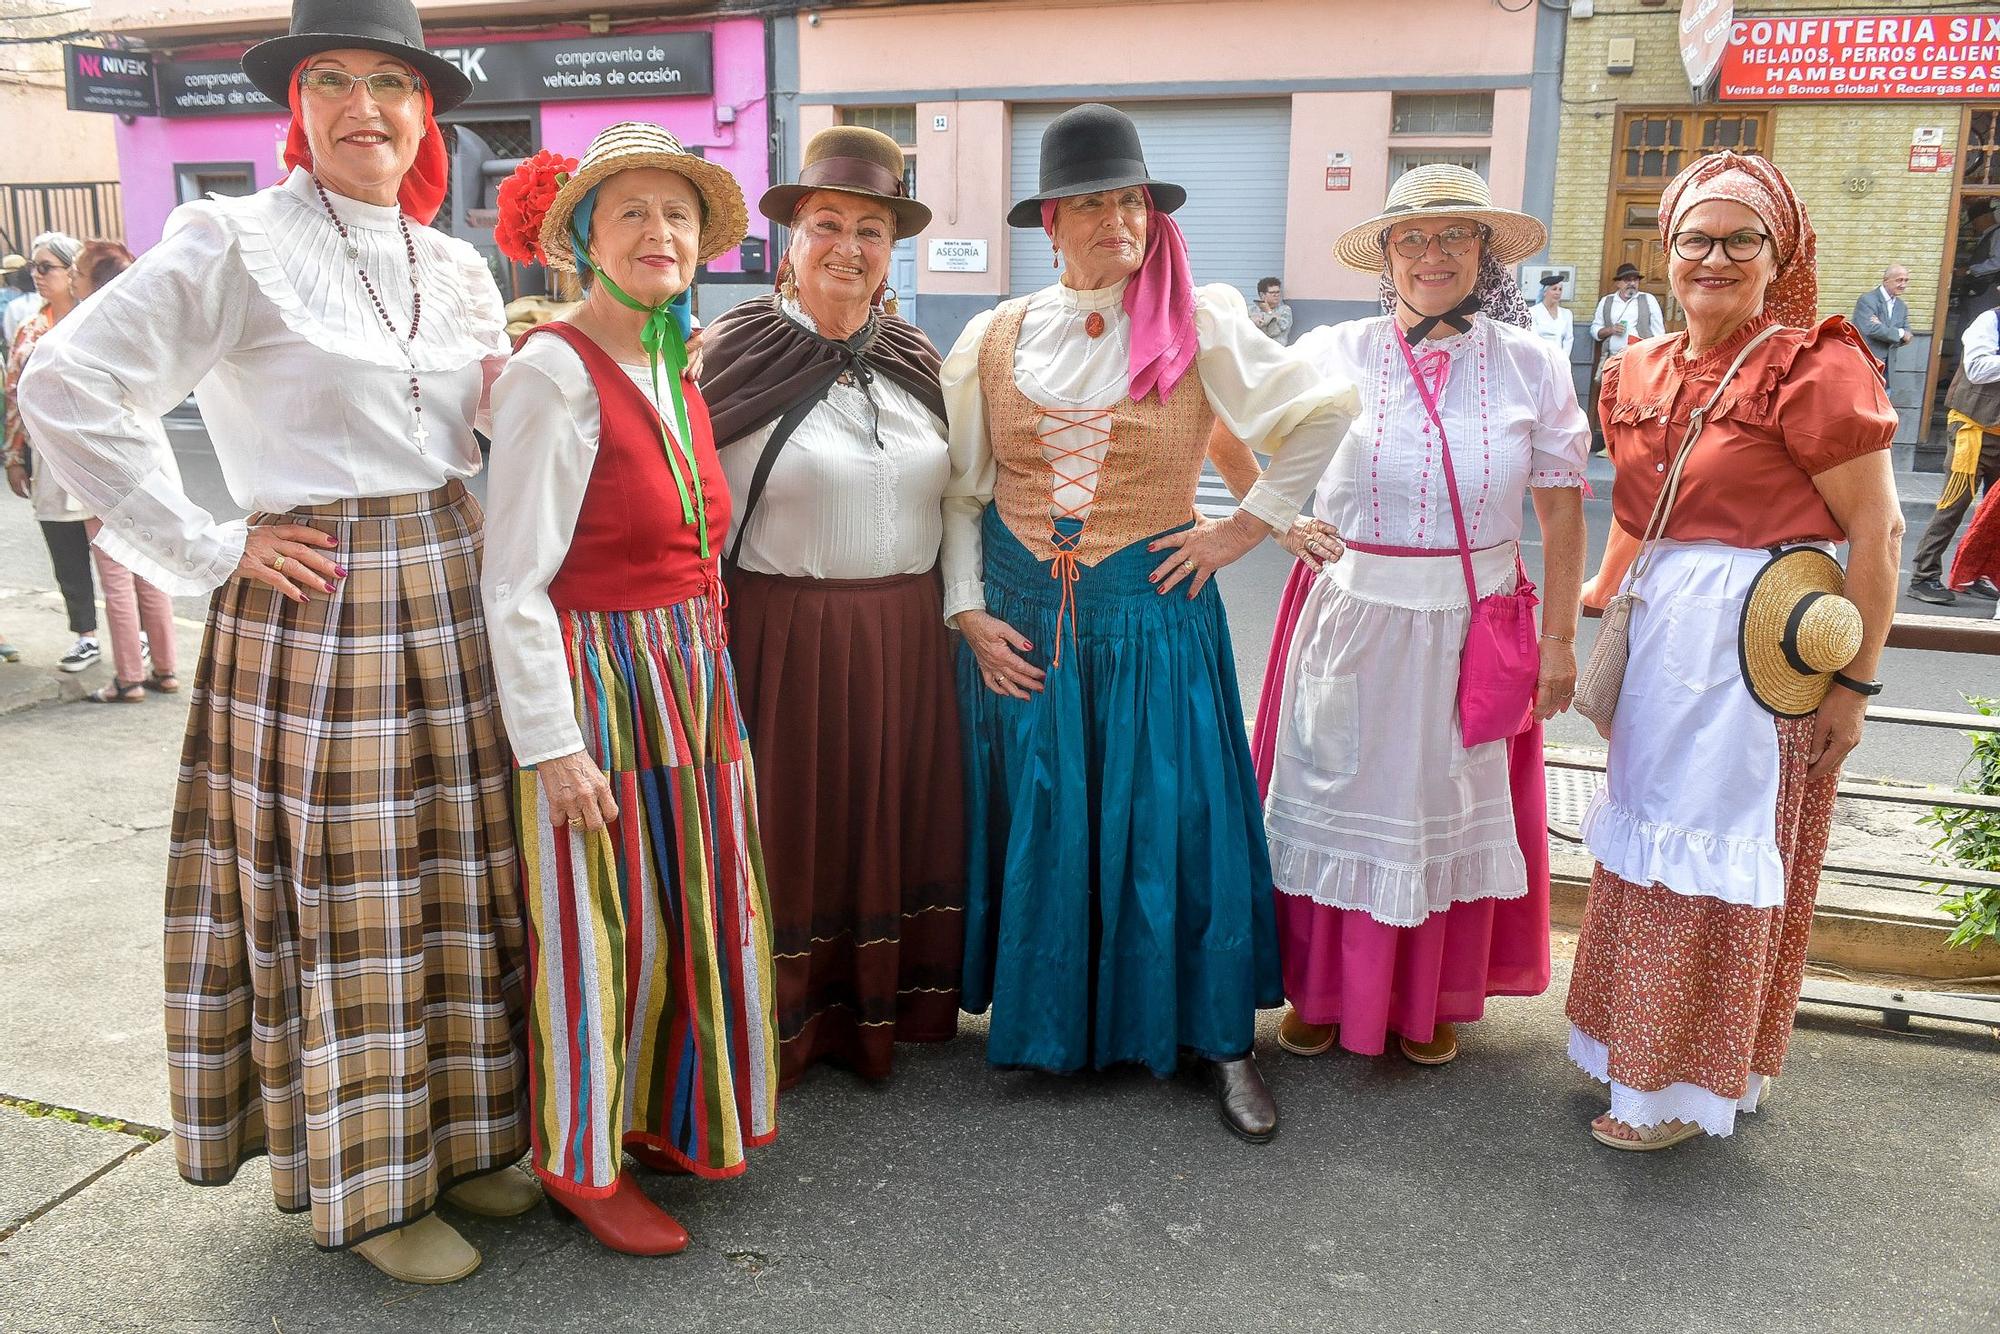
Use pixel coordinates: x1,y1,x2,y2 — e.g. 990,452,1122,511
1919,694,2000,950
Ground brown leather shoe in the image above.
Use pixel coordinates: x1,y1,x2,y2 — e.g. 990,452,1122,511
351,1214,481,1285
1276,1007,1336,1057
1398,1023,1459,1066
445,1164,542,1217
1207,1054,1279,1143
547,1174,690,1256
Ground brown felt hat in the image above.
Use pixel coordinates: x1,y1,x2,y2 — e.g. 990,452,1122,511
760,126,932,239
1737,547,1863,718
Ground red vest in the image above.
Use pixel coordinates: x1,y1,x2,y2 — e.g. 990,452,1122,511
522,321,731,613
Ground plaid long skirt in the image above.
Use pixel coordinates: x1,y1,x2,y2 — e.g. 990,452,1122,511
166,482,529,1250
515,597,777,1196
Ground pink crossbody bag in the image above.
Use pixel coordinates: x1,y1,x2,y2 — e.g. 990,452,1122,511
1393,330,1540,749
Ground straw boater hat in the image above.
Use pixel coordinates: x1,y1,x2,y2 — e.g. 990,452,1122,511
1737,547,1864,718
0,254,24,275
241,0,472,112
761,126,932,239
1333,164,1547,272
540,122,750,273
1006,103,1187,228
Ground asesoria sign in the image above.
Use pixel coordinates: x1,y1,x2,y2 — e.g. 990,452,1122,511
1717,12,2000,100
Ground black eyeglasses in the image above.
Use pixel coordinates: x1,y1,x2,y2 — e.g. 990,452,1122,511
31,260,69,276
298,69,426,102
1670,229,1773,262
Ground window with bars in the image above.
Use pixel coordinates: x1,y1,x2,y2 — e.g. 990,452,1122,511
1389,150,1490,184
1390,93,1494,136
841,106,918,146
1615,109,1767,185
1963,109,2000,188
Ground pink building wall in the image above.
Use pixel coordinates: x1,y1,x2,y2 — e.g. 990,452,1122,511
112,15,768,269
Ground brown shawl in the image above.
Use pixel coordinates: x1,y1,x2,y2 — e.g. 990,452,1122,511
697,293,946,446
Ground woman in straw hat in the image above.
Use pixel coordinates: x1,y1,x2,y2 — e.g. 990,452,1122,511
939,104,1360,1141
1567,151,1901,1149
18,0,538,1282
1244,165,1588,1069
697,126,964,1090
482,122,774,1255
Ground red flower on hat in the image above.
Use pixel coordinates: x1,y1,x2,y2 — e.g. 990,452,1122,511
495,150,579,266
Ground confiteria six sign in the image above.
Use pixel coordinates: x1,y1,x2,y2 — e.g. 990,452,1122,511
1718,12,2000,99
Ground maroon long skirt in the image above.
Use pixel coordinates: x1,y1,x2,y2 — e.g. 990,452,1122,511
726,566,965,1088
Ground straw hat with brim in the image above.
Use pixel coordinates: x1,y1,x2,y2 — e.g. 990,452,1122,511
242,0,471,113
1737,547,1864,718
761,126,932,240
540,122,750,273
1333,164,1547,272
1006,103,1187,228
0,254,24,274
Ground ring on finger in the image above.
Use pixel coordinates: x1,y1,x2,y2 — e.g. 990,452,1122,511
272,554,287,573
1181,559,1196,572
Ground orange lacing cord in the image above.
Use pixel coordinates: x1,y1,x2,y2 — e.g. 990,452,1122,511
1036,406,1113,668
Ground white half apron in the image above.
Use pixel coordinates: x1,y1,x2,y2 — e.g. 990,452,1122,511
1265,542,1529,928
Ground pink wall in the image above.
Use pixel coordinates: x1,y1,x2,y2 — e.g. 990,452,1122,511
113,15,768,267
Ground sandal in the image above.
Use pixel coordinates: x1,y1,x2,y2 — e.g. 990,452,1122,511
84,679,148,704
144,670,180,694
1589,1113,1703,1152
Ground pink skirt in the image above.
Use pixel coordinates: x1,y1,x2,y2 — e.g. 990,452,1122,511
1253,560,1551,1056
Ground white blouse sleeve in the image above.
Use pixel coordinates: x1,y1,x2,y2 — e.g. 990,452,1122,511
939,306,1000,623
479,336,601,767
448,241,511,438
16,208,249,595
1192,283,1361,531
1528,338,1590,488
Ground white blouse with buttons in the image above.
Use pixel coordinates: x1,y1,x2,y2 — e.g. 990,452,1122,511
16,167,509,595
717,297,950,579
1291,314,1588,551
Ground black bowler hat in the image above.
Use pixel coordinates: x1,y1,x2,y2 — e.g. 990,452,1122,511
1006,104,1186,228
242,0,472,112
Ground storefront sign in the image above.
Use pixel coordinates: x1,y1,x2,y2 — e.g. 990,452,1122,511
158,60,279,118
64,45,158,116
1680,0,1735,90
430,33,713,103
926,238,989,273
1718,12,2000,100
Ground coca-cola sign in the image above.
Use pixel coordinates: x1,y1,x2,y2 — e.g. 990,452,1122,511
1681,0,1736,90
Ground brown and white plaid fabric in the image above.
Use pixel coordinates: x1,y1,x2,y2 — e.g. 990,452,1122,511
166,481,529,1250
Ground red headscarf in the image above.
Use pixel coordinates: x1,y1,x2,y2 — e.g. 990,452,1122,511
282,59,448,226
1659,150,1818,328
1041,187,1198,404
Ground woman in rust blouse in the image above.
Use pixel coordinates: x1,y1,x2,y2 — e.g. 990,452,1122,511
1567,152,1902,1149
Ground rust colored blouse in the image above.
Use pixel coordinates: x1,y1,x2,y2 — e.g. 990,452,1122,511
1600,312,1896,547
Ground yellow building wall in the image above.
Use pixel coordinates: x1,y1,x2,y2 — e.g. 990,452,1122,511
1551,0,1965,330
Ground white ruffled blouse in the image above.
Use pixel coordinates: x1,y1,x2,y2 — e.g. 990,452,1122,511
718,297,950,579
1291,314,1588,551
17,167,509,595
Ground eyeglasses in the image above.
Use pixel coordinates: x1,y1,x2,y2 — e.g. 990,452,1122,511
31,260,68,276
1384,224,1489,260
1670,229,1772,262
297,69,425,102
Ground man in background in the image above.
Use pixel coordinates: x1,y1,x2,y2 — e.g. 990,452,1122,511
1589,263,1663,369
1250,276,1292,344
1852,264,1912,377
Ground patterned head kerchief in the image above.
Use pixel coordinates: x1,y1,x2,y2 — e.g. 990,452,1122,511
1659,150,1818,328
1377,251,1533,331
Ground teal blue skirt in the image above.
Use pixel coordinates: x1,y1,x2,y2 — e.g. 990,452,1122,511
958,507,1281,1076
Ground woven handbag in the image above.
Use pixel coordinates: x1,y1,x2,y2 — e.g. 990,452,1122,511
1573,323,1781,731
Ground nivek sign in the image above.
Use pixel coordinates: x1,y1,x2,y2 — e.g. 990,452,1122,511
64,45,158,116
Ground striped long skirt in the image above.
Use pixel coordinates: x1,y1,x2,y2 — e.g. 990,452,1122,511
166,482,529,1251
516,596,777,1196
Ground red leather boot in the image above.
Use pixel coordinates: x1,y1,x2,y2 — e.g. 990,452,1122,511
625,1141,692,1175
545,1174,690,1256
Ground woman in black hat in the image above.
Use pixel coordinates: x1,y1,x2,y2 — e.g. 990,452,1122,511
19,0,536,1283
937,104,1360,1141
699,126,966,1093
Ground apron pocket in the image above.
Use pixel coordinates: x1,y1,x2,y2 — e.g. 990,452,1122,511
1281,670,1360,776
1660,594,1741,694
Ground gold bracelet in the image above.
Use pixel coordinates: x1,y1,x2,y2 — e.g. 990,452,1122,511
1539,632,1575,644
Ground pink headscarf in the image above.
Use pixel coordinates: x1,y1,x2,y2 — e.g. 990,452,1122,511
1042,187,1198,403
1659,150,1818,328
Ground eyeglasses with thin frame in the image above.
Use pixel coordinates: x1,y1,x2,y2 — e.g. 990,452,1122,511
1383,223,1490,260
1670,229,1772,263
30,260,68,276
297,68,426,102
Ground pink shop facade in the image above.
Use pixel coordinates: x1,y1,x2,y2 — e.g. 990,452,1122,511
108,14,771,307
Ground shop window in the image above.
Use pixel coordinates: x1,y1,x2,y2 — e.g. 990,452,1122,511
1391,93,1493,136
1389,150,1490,184
841,106,917,147
175,163,255,204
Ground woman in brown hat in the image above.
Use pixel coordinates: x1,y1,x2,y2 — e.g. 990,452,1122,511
697,126,963,1091
1566,152,1902,1149
19,0,537,1283
482,122,775,1255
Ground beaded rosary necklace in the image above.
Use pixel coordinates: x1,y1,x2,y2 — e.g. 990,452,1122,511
312,177,431,454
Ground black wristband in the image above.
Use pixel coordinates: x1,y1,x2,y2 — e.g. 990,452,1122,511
1830,671,1883,697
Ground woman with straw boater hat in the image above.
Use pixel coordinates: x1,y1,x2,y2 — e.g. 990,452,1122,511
483,122,775,1255
1240,164,1589,1069
19,0,538,1283
938,104,1360,1142
698,126,966,1091
1567,151,1901,1149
